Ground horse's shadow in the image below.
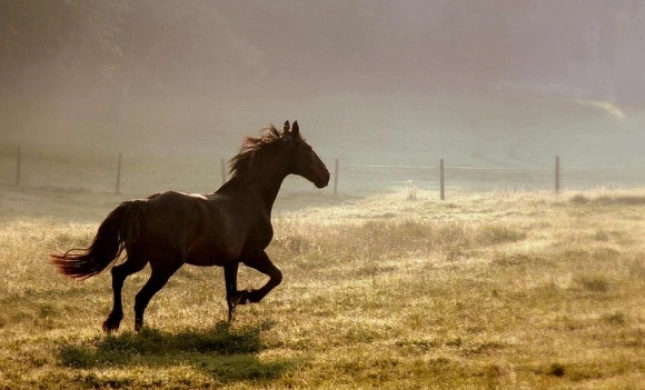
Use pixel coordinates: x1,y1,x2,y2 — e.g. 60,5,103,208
57,321,295,383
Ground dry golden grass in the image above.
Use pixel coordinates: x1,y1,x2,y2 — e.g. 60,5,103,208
1,186,645,389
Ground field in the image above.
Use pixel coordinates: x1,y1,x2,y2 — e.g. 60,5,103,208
1,93,644,388
1,183,644,389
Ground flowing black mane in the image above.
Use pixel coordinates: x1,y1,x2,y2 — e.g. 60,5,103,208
229,124,287,177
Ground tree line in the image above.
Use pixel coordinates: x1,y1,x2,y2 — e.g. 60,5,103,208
1,0,643,123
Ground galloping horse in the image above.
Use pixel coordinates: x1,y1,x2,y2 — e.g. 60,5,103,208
51,121,330,331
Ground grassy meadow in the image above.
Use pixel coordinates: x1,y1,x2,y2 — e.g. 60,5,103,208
1,93,644,388
1,185,644,389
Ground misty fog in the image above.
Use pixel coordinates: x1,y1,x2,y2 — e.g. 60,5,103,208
1,1,644,191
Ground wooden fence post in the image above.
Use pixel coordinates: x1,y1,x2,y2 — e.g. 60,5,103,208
555,156,560,194
334,158,339,195
440,158,445,200
221,158,227,184
116,152,122,194
16,146,21,186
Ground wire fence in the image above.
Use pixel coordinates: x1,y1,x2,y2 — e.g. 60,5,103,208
2,146,645,199
337,158,645,197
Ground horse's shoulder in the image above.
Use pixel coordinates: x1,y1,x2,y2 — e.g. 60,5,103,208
149,190,204,200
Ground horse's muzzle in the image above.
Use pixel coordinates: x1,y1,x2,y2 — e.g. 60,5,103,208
315,168,330,188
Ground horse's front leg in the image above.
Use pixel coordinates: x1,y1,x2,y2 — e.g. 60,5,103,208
240,251,283,304
224,262,241,322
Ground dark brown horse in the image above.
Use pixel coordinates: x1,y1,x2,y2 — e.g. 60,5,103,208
51,121,329,331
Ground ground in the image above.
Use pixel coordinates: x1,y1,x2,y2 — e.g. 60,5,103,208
1,93,644,388
0,185,644,389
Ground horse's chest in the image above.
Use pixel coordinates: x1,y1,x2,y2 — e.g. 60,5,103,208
248,232,272,251
249,221,273,248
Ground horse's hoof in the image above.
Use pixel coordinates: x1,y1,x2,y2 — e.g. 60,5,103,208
102,319,120,333
237,289,253,305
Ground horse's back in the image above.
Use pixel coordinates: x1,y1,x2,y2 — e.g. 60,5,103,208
128,191,211,255
136,190,247,265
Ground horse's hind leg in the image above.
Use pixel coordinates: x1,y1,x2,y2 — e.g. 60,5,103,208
133,261,181,331
103,256,147,332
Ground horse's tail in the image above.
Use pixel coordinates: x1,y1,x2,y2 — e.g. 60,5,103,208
50,200,148,280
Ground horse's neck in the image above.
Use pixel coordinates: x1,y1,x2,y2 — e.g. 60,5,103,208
219,170,288,211
218,152,291,211
249,175,286,210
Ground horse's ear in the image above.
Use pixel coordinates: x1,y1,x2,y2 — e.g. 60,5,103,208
291,121,299,137
283,121,290,133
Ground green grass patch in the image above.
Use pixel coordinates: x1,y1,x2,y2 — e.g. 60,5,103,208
1,189,645,389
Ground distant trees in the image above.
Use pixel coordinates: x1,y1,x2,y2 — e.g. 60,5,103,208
501,0,644,103
0,0,124,93
428,0,645,103
0,0,261,122
219,0,645,104
105,0,262,121
1,0,644,115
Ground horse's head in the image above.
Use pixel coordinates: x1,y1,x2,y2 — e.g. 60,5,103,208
284,121,330,189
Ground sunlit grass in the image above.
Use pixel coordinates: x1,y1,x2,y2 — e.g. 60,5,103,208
1,188,645,388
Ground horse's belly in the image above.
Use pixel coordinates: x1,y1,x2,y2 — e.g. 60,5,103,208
185,240,238,266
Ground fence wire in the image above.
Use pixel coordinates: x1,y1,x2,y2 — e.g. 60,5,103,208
2,148,645,197
341,161,645,195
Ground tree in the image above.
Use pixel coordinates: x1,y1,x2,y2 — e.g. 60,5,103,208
0,0,263,122
0,0,125,94
105,0,263,122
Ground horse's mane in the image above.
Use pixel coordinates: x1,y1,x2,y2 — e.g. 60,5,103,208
229,124,286,176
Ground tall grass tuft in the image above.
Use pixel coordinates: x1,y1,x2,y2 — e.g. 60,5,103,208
573,273,611,293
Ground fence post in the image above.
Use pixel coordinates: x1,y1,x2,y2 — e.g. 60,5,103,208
220,158,227,185
555,156,560,194
440,158,445,200
16,146,21,186
334,158,339,195
116,152,122,194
